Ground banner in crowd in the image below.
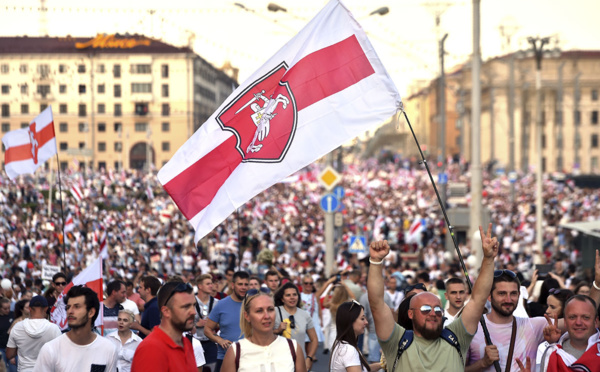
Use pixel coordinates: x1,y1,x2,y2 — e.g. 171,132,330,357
2,106,57,180
159,0,402,242
50,256,103,331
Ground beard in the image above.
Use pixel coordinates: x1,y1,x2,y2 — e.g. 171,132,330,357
68,314,89,330
491,299,516,317
414,319,443,340
171,315,194,333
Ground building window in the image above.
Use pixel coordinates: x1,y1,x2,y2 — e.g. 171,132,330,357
592,111,599,125
542,134,546,149
162,142,170,151
1,64,8,74
59,104,67,114
114,104,122,117
114,142,122,152
1,123,9,132
19,64,27,73
1,104,9,117
60,161,68,171
593,157,599,172
162,103,170,116
131,83,152,93
161,64,169,78
161,122,170,132
592,89,598,101
78,64,86,73
131,64,151,74
40,104,48,112
97,122,106,132
37,64,49,78
37,85,51,97
98,84,105,94
59,64,67,73
98,161,106,170
98,64,105,73
78,104,86,117
592,134,599,149
1,85,9,94
59,85,66,94
134,123,148,132
78,123,88,132
135,103,149,116
575,110,581,126
21,84,28,94
113,64,121,78
79,84,86,94
114,122,122,132
59,122,68,132
21,104,29,114
59,142,68,151
98,142,106,152
114,84,121,98
98,103,105,114
20,122,28,128
162,84,169,98
78,142,85,149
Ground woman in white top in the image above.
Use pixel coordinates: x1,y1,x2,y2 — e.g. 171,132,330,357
329,300,382,372
221,288,306,372
106,309,142,372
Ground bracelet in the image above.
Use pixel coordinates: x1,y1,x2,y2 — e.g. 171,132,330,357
594,281,600,291
369,258,383,265
307,356,314,361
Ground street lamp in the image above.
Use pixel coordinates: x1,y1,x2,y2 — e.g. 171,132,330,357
528,36,559,254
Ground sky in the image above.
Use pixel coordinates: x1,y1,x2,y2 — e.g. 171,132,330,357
1,0,599,97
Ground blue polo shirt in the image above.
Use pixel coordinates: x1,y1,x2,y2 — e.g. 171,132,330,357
140,297,160,339
208,296,243,360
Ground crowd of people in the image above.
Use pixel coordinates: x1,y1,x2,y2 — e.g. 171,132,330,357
0,154,597,371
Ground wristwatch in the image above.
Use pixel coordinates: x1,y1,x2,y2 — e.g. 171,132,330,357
307,356,314,362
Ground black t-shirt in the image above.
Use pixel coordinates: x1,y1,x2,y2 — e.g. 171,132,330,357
0,311,15,348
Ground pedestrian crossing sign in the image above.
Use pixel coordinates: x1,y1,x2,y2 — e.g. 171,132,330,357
348,236,367,253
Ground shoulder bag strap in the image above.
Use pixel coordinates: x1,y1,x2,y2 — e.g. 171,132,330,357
195,298,202,318
505,318,518,372
440,328,463,365
286,338,297,370
235,341,241,371
209,296,215,313
391,330,413,372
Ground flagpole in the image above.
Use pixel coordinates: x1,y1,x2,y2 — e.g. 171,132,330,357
400,105,501,372
55,155,68,274
236,208,241,272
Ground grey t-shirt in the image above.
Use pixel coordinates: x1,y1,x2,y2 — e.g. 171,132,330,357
360,291,393,333
273,306,314,357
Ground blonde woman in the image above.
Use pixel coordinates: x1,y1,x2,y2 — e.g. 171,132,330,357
221,288,306,372
323,280,354,351
106,309,142,372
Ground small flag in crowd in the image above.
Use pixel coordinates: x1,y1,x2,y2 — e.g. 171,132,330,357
158,0,401,242
64,213,75,233
50,256,103,331
2,106,57,180
145,185,154,200
70,184,84,202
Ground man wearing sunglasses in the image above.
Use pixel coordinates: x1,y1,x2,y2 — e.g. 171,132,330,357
131,281,197,372
368,224,499,371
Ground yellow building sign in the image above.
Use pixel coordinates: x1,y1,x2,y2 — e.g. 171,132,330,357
75,34,151,49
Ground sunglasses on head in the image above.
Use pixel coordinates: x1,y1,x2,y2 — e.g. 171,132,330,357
303,281,314,285
412,304,444,317
162,282,193,307
289,315,295,329
349,299,362,311
245,288,270,298
494,269,517,279
404,283,426,294
548,288,562,295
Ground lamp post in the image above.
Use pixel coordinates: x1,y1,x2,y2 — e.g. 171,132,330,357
528,36,549,254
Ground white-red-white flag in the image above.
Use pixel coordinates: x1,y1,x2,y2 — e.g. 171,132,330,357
2,106,57,180
94,228,109,259
405,217,425,245
64,213,75,233
50,256,103,330
70,184,84,202
158,0,401,242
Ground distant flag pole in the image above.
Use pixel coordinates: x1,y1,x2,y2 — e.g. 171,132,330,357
56,154,68,274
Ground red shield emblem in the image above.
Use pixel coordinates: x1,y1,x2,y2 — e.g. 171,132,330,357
217,63,297,163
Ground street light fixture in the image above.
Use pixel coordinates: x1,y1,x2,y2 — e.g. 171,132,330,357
370,7,389,16
267,3,287,13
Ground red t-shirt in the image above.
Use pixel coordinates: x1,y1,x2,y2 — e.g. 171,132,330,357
131,326,197,372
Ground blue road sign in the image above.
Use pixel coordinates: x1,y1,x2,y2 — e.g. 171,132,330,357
508,171,518,183
333,186,345,200
348,236,367,253
438,172,448,185
320,194,340,213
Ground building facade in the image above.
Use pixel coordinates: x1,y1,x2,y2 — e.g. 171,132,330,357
404,51,600,174
0,34,238,171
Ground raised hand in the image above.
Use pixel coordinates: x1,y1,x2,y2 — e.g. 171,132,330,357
479,223,499,259
369,240,390,262
543,312,562,344
516,357,532,372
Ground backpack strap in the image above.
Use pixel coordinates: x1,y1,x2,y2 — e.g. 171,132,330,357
235,341,241,371
209,296,215,313
286,338,297,370
195,298,202,318
440,328,463,365
391,329,413,372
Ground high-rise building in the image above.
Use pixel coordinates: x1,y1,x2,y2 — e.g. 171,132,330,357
0,34,238,171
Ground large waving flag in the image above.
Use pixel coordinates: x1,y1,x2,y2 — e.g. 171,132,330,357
50,256,103,331
158,0,401,242
2,106,56,180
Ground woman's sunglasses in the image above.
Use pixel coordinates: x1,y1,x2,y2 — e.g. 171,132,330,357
289,315,295,329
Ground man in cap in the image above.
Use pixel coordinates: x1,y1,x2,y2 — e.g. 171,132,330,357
6,295,62,372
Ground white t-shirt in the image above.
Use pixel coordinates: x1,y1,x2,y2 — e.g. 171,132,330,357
7,319,62,372
33,333,119,372
330,342,367,372
121,299,140,315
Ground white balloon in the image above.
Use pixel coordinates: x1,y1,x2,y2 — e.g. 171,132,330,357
1,278,12,290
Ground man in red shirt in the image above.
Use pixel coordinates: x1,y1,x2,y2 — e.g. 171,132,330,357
131,281,198,372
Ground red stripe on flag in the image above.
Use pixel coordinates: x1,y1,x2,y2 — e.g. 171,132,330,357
164,37,374,220
4,122,55,163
